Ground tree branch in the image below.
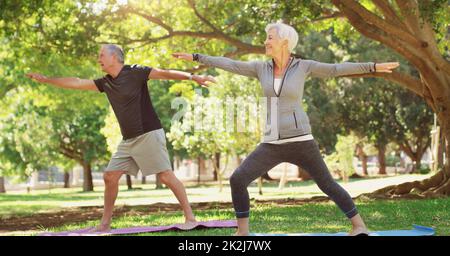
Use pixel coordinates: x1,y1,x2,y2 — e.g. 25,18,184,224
124,8,173,33
393,0,450,75
59,146,82,162
372,0,409,31
399,143,416,160
394,0,422,35
312,11,345,22
187,0,221,33
122,5,265,55
339,0,423,49
342,68,437,112
0,83,15,98
331,0,432,74
59,138,82,162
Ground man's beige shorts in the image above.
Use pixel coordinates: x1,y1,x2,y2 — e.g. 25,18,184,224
105,129,172,176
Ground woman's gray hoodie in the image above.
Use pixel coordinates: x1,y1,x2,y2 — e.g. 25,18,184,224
195,54,375,142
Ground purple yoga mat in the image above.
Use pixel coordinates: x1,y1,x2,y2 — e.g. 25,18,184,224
39,220,237,236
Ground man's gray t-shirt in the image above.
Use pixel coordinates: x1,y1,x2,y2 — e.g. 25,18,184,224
94,65,162,140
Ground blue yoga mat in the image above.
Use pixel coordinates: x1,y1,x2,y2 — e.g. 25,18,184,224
251,225,435,236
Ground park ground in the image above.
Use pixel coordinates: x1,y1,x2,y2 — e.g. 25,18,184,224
1,174,449,236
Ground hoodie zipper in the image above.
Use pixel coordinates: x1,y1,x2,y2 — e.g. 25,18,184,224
272,57,294,140
272,57,294,97
293,111,298,129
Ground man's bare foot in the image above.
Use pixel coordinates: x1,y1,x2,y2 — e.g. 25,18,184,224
178,219,198,230
348,226,369,236
88,223,111,233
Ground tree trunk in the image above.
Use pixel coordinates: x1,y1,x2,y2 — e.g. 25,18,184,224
329,0,450,198
155,175,163,189
402,149,419,173
197,157,201,185
0,176,6,193
126,175,133,190
212,153,229,193
412,152,424,173
399,136,431,174
297,166,311,181
361,129,450,199
377,144,387,175
174,155,181,171
361,155,368,176
81,162,94,192
355,143,368,176
258,177,263,195
437,133,445,170
236,155,242,164
212,153,222,191
278,163,287,189
63,172,70,188
213,152,220,181
197,157,206,185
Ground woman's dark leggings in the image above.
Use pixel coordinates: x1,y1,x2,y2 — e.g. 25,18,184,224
230,140,358,219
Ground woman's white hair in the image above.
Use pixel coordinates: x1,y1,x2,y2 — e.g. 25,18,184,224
265,22,298,53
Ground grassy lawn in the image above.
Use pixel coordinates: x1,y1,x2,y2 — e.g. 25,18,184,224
0,174,431,218
35,197,450,236
1,174,449,236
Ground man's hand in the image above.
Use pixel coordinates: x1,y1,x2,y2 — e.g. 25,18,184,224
192,75,216,87
375,62,399,73
26,73,48,83
172,53,194,62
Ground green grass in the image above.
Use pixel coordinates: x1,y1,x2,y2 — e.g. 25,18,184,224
33,197,450,236
3,174,448,236
0,174,433,218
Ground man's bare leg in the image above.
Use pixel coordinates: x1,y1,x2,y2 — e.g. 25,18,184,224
157,170,196,227
91,170,125,232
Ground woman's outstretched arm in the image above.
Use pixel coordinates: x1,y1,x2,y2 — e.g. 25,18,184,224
173,53,261,78
306,60,399,78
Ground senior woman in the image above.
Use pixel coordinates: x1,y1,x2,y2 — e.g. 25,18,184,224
173,22,399,236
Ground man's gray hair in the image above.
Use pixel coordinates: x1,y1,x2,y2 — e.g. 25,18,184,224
265,22,299,53
102,44,125,63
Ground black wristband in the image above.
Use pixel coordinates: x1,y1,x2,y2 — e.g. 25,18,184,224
193,53,199,61
373,62,377,72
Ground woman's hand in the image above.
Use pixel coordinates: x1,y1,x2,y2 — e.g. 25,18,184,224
375,62,399,73
172,52,194,61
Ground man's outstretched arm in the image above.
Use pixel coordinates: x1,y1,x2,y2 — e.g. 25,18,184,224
26,73,98,91
148,68,215,87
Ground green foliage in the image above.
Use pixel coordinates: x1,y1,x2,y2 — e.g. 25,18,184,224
1,0,446,182
167,70,264,159
334,36,433,155
417,166,431,175
0,79,109,179
324,134,358,179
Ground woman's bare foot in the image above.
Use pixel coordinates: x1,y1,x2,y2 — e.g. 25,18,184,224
233,217,250,236
349,214,369,236
233,230,249,236
349,226,369,236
